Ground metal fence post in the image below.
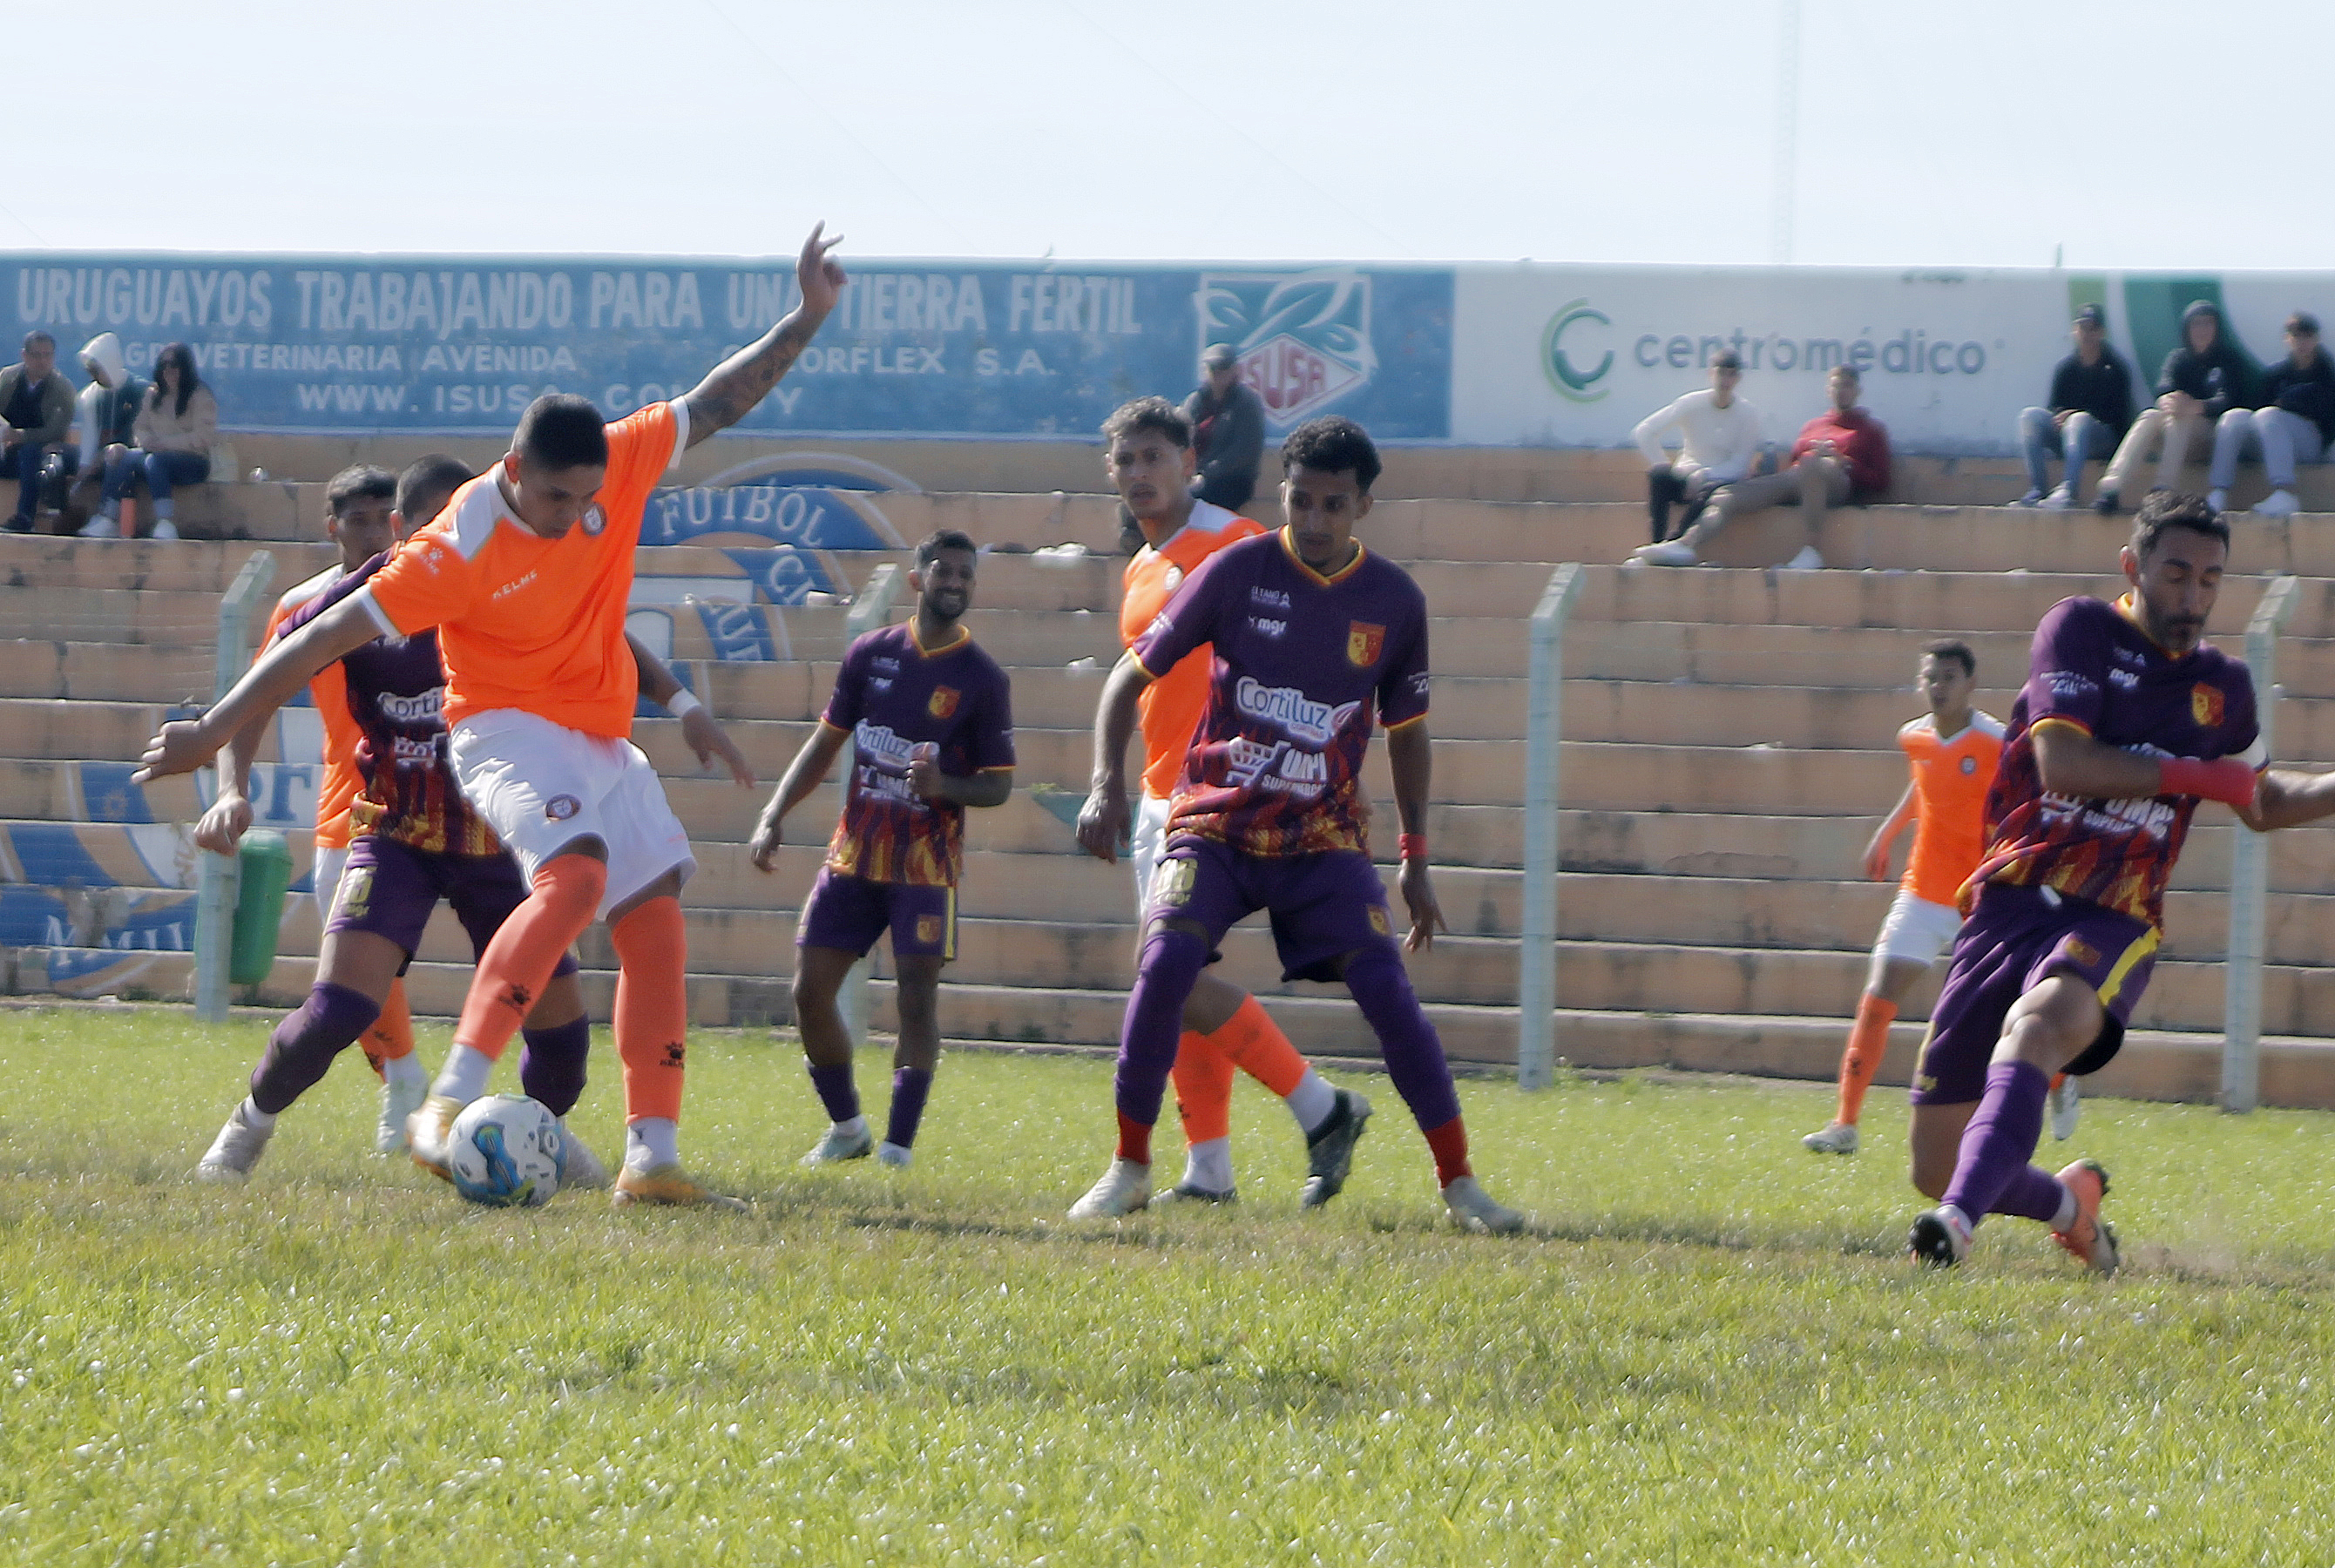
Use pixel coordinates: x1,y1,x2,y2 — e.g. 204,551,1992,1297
194,551,277,1022
1518,564,1582,1089
835,563,904,1046
2223,573,2298,1112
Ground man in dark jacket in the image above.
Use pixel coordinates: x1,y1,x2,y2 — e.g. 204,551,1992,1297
2205,312,2332,518
0,333,75,533
2012,304,2134,508
1180,344,1266,511
2095,300,2250,515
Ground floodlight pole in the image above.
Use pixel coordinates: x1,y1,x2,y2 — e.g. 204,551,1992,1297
2223,574,2297,1112
1518,564,1581,1089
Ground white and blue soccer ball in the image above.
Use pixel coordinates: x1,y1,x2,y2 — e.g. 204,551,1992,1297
446,1094,566,1208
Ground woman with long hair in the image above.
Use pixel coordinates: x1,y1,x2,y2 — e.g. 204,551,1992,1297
85,341,216,540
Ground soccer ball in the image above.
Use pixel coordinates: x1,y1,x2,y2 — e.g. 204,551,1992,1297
446,1095,566,1208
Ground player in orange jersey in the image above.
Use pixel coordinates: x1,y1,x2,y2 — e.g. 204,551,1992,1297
140,222,846,1210
261,465,428,1154
1098,396,1364,1206
1803,640,2006,1154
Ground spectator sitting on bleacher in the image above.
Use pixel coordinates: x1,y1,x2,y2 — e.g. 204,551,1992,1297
1632,350,1761,544
2094,299,2249,517
2204,311,2332,520
85,341,215,541
61,333,147,533
2011,303,2133,509
1,332,74,535
1630,364,1888,571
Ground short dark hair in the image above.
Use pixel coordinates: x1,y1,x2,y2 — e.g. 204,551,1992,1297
1830,362,1861,384
21,331,52,354
1101,395,1190,449
2131,490,2231,559
396,455,474,524
1713,350,1743,371
325,464,396,517
915,529,978,568
513,395,609,470
1280,416,1381,492
1923,638,1976,678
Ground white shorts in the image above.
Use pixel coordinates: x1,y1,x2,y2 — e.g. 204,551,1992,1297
1872,889,1962,967
449,709,695,921
312,844,349,924
1129,793,1174,915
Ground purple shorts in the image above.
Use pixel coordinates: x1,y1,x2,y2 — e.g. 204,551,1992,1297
1911,882,2159,1105
1145,835,1397,983
796,865,957,962
324,834,580,978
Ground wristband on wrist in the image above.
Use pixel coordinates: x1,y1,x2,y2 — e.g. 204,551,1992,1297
664,688,703,720
1398,833,1428,862
2158,755,2257,808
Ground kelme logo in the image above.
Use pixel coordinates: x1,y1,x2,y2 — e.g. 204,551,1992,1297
1542,298,1612,403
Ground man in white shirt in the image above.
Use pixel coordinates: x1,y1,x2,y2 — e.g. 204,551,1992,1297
1631,351,1761,544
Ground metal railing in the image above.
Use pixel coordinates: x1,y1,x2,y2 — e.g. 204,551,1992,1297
193,551,277,1023
2223,572,2299,1113
1517,564,1582,1089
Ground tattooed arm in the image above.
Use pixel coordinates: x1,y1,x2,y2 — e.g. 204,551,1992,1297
680,221,847,448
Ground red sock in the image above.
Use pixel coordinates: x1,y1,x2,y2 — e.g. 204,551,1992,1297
1424,1116,1472,1186
610,895,688,1125
454,854,605,1060
1116,1111,1153,1166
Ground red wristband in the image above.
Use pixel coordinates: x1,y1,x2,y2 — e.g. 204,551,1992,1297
1398,833,1428,862
2158,755,2258,808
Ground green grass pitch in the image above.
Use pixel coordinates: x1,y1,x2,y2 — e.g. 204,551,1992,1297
7,1004,2335,1565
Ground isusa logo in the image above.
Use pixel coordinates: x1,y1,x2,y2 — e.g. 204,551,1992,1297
1542,298,1613,403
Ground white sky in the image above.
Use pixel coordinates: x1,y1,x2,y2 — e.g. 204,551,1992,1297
9,0,2331,270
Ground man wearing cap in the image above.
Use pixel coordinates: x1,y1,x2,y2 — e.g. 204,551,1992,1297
2204,313,2332,518
2011,305,2135,509
1631,351,1763,543
1181,344,1267,512
2095,300,2250,516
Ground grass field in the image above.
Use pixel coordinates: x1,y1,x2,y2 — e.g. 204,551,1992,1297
9,1004,2335,1565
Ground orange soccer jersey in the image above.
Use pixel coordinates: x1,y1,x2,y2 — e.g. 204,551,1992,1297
1118,501,1268,801
359,402,684,740
1898,710,2006,907
263,567,362,850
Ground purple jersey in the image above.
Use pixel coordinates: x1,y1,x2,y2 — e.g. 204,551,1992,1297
1132,528,1429,858
280,554,498,858
1969,594,2261,929
821,621,1015,887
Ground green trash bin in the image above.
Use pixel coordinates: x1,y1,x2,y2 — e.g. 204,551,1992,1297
229,830,294,987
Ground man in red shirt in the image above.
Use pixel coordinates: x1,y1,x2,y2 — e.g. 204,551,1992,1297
1631,364,1890,570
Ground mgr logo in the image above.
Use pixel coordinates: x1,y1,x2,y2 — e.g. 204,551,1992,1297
1199,270,1377,427
1542,298,1613,403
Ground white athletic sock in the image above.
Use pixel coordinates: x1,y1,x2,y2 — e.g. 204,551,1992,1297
1286,1070,1337,1136
834,1113,870,1139
625,1117,679,1173
2051,1181,2078,1232
430,1044,494,1104
240,1097,278,1132
383,1053,428,1088
1181,1137,1234,1193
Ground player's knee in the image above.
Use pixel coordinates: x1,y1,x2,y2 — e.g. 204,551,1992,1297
893,964,942,1024
533,851,608,919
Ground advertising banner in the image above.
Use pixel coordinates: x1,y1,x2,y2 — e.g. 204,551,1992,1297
2,256,1452,441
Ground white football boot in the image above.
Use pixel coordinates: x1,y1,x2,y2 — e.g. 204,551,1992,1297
1067,1158,1152,1218
196,1101,274,1183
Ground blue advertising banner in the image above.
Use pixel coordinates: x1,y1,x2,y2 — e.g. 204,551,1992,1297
2,256,1452,440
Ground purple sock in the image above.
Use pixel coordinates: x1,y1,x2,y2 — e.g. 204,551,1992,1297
808,1061,859,1123
1941,1060,2051,1222
518,1016,591,1118
884,1066,934,1150
249,982,381,1115
1995,1163,2072,1225
1342,943,1463,1131
1115,923,1208,1127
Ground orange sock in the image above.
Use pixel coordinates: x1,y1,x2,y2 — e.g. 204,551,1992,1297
1207,995,1308,1098
1171,1031,1235,1146
1835,993,1898,1127
611,895,688,1125
455,854,605,1061
360,978,416,1078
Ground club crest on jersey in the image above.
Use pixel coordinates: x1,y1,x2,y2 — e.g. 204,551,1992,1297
1346,621,1385,667
2192,683,2225,728
2064,936,2099,968
928,686,960,720
1960,755,1977,774
579,504,606,537
545,794,580,821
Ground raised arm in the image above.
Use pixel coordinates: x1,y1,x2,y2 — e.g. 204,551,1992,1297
1075,652,1156,862
135,597,381,781
680,223,845,447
